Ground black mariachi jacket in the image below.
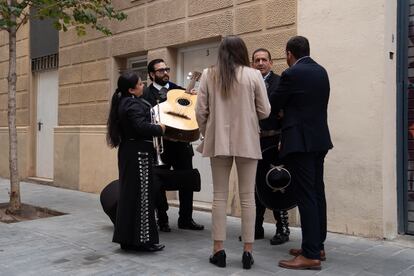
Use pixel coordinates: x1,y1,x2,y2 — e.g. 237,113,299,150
259,71,281,132
118,95,163,142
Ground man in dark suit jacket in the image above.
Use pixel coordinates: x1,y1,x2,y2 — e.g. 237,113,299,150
251,48,291,245
271,36,333,270
142,59,204,232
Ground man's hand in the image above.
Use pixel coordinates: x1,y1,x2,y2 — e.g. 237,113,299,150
186,88,197,95
159,123,166,134
277,110,284,119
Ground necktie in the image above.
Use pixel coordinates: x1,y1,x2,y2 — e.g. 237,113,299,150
264,77,269,89
158,87,168,101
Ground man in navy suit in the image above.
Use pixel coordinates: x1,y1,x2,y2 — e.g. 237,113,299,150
271,36,333,270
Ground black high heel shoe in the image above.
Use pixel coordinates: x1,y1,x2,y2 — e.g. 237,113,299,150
242,251,254,269
209,250,226,268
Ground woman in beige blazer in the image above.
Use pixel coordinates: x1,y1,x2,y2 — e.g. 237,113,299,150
195,36,271,269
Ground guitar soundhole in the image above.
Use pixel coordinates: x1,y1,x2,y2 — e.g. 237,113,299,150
177,98,190,106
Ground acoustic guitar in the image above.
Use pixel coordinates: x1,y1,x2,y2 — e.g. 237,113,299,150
154,71,202,142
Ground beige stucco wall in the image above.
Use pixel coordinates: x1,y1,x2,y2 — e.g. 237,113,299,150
57,0,297,127
0,23,33,179
54,126,117,193
298,0,397,238
0,25,31,127
0,127,31,178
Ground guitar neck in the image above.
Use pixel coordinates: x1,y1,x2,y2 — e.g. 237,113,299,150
185,71,201,93
185,79,197,93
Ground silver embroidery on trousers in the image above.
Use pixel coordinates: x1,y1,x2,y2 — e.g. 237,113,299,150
138,151,150,243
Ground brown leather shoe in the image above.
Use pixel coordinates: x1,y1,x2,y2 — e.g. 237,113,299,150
279,255,321,270
289,248,326,261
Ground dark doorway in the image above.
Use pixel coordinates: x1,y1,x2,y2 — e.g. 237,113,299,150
398,0,414,234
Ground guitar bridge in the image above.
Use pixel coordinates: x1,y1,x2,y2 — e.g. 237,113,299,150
166,111,191,120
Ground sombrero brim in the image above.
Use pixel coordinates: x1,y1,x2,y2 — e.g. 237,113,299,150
255,146,297,211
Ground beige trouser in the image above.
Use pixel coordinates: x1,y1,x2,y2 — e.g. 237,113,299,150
210,156,258,243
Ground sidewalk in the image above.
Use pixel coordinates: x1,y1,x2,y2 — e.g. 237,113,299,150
0,178,413,276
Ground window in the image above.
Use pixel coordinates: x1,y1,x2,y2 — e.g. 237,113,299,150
127,56,148,86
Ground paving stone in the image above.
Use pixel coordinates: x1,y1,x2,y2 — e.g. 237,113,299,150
1,178,414,276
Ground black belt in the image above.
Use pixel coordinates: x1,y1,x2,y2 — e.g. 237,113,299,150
260,130,280,138
127,138,153,143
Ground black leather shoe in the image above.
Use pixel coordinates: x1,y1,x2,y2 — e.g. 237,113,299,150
158,222,171,232
120,243,135,251
139,244,165,252
120,243,165,252
270,233,289,245
209,250,226,267
178,219,204,230
242,251,254,269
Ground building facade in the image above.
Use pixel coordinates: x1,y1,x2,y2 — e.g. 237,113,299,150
0,0,410,239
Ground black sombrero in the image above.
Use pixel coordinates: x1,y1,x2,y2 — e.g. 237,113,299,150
255,145,297,211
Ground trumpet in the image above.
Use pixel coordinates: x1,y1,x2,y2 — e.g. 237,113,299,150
151,100,165,167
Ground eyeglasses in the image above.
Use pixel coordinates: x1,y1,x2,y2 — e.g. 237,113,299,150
154,67,171,73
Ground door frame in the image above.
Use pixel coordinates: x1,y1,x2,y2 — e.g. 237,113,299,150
175,41,220,204
32,69,58,179
176,41,220,86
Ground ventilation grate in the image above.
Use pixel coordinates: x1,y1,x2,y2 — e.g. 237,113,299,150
31,53,59,72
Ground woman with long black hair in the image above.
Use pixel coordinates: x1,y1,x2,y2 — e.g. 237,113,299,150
107,71,165,252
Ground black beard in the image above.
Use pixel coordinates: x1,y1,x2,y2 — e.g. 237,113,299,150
154,75,169,86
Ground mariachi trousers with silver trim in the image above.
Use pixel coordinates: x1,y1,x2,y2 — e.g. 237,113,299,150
113,140,159,246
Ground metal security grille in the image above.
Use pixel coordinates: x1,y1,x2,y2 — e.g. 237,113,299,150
407,0,414,234
31,54,59,72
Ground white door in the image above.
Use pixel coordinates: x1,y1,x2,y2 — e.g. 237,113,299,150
178,43,219,203
36,70,58,179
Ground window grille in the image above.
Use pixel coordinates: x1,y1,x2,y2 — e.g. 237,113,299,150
31,53,59,72
127,56,148,86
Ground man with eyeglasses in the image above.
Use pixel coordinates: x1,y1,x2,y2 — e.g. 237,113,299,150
143,59,204,232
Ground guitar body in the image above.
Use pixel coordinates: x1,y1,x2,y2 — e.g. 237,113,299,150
155,89,200,142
